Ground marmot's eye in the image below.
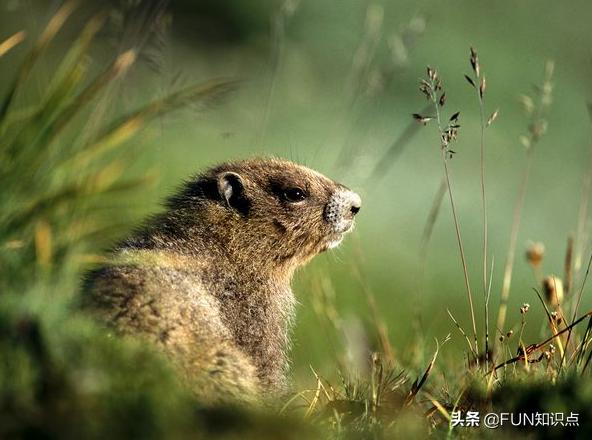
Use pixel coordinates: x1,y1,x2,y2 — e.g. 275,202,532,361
283,187,307,202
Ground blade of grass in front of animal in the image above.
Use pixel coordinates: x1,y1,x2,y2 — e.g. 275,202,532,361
2,173,152,239
46,50,137,149
48,14,105,93
0,31,26,58
405,338,440,405
8,61,87,160
17,15,106,146
0,0,77,128
423,392,450,421
279,389,315,415
68,78,238,169
309,366,332,401
304,377,323,418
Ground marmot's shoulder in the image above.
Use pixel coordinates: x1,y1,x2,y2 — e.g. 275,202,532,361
84,257,222,338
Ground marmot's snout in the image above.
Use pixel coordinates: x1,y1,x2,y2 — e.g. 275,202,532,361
324,189,362,234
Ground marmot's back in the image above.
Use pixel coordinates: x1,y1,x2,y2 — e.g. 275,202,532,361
83,158,361,404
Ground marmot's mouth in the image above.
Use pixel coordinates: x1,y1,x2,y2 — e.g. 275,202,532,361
323,221,355,251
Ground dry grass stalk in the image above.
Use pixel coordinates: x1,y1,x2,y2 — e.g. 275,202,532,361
466,46,495,368
574,137,592,283
494,61,554,352
0,31,26,58
0,1,77,127
533,287,565,359
447,309,477,360
258,0,301,144
350,258,395,364
404,337,447,405
564,236,574,295
415,66,478,357
562,253,592,369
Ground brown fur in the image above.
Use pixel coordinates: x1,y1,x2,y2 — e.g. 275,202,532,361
83,158,360,404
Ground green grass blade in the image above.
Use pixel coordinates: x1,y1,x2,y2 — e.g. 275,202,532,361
0,0,77,129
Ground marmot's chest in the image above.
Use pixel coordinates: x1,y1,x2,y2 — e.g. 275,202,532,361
212,278,295,386
214,280,294,341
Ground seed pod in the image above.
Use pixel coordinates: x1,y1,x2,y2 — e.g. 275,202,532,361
413,113,433,125
464,74,475,88
543,275,564,307
526,242,545,267
486,109,499,127
479,76,486,98
470,47,480,77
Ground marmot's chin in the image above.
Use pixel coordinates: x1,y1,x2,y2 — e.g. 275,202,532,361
327,236,344,249
323,220,355,250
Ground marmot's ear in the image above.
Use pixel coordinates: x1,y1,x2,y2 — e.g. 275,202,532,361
217,172,250,215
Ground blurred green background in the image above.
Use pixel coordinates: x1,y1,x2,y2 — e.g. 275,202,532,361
2,0,592,388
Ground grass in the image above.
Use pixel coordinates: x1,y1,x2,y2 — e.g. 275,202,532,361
282,55,592,438
2,2,592,439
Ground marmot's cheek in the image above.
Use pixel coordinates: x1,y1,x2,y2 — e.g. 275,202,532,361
272,219,288,235
323,190,362,234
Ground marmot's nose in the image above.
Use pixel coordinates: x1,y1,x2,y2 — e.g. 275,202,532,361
324,190,361,233
349,192,361,216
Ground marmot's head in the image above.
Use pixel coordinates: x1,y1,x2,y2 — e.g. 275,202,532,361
165,158,361,273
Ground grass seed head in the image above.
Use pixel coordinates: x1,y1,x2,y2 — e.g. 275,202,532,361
470,46,480,77
542,275,564,307
479,75,486,98
486,109,499,127
526,242,545,267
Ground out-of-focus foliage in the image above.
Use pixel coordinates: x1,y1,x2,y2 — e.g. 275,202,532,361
3,0,592,438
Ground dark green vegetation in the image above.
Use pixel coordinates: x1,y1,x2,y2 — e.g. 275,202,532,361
2,0,592,438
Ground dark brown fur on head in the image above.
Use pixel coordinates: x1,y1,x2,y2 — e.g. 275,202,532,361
125,158,360,279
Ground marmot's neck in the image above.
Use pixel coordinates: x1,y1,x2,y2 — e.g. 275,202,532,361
123,210,301,282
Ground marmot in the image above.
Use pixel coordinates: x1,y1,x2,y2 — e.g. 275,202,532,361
83,158,361,404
